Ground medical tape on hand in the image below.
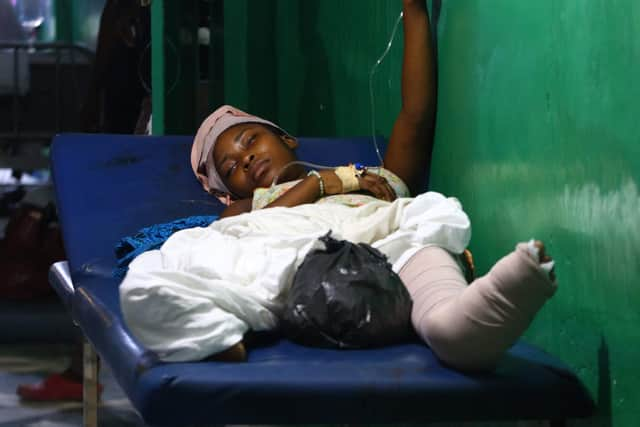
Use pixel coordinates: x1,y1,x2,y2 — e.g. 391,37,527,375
334,164,361,193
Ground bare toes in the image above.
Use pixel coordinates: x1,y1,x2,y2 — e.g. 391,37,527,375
533,240,552,263
532,240,556,282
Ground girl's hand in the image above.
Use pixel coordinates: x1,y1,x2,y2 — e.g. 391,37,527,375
319,169,397,202
357,173,397,202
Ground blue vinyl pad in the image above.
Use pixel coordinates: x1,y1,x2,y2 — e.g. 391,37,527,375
50,134,593,426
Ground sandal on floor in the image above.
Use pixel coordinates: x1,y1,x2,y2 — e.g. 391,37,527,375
16,373,103,402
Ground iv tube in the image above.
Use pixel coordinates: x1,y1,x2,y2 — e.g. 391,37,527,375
271,160,335,188
271,11,404,188
369,11,404,167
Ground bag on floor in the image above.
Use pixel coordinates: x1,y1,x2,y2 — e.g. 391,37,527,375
282,232,413,349
0,203,66,300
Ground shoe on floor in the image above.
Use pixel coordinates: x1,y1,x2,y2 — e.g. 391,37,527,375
16,373,102,401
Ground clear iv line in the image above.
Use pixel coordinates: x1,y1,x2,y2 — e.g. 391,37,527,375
271,10,404,188
271,160,334,188
369,10,404,167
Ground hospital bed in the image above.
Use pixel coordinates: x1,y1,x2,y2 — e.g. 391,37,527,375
48,133,594,426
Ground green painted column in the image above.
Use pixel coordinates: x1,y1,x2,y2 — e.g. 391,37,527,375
208,0,224,111
151,0,199,135
151,0,165,135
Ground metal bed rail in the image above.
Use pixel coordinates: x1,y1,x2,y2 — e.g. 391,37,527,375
0,42,94,171
0,42,94,144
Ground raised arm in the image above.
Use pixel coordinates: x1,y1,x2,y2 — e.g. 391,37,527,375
383,0,436,195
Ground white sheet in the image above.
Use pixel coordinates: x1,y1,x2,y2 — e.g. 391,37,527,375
119,192,471,361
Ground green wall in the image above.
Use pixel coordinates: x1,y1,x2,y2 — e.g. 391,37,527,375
224,1,639,425
434,2,639,426
224,0,403,137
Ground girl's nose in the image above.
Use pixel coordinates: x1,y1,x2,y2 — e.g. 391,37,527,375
243,153,255,170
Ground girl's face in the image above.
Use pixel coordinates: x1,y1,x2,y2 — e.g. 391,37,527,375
211,123,299,199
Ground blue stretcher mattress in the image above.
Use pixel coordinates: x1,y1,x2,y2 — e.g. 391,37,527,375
49,133,594,426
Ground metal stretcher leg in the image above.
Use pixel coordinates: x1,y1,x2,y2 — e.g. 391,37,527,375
83,338,99,427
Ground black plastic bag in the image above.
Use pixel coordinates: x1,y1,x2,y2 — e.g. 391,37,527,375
281,233,413,349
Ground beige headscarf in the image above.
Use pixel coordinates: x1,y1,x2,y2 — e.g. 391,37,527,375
191,105,288,205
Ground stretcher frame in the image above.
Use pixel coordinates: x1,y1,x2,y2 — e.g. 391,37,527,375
48,133,594,427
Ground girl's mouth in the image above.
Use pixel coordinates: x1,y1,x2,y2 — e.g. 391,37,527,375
250,158,270,183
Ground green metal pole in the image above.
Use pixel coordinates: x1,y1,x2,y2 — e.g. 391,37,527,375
151,0,165,135
151,0,198,135
209,0,224,111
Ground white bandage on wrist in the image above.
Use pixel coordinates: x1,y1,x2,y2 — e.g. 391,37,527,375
334,164,361,193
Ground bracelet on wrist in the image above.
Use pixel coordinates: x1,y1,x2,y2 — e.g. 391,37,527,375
307,170,325,197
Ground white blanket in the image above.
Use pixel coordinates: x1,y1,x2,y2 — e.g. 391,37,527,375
119,192,471,361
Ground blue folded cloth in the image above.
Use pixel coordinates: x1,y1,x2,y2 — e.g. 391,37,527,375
114,215,218,279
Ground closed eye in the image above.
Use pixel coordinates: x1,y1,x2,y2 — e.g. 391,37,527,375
225,162,238,178
241,134,257,149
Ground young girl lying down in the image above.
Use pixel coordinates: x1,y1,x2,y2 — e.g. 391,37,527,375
121,0,556,371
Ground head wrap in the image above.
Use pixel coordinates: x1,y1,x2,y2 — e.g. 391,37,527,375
191,105,288,205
